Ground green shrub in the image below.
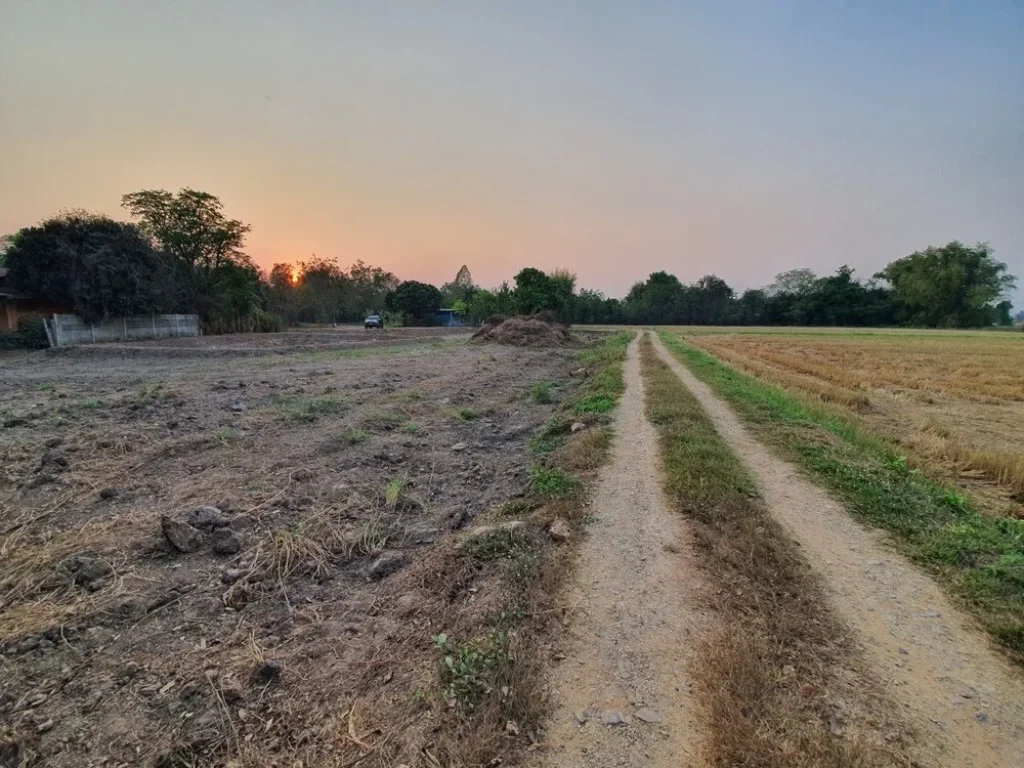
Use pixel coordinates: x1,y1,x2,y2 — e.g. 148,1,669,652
0,316,49,350
531,382,554,404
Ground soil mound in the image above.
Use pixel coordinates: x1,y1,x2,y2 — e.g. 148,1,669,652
471,314,574,347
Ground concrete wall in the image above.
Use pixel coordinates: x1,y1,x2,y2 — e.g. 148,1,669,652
50,314,200,346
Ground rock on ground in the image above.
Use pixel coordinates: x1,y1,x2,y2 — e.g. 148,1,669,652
187,506,229,531
211,528,242,555
161,516,205,553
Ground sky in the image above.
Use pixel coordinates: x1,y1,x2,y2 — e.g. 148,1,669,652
1,1,1022,305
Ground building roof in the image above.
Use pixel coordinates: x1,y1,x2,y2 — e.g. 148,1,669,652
0,267,31,300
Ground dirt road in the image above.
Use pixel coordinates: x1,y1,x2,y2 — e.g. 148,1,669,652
650,332,1024,768
536,336,706,767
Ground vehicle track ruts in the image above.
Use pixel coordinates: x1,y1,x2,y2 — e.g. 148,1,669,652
651,331,1024,768
534,336,706,767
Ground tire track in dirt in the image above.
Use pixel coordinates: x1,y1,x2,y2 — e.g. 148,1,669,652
534,336,706,767
652,332,1024,768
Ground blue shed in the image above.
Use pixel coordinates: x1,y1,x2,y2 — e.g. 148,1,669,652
435,308,464,327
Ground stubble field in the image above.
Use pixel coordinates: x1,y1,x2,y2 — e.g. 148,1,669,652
675,327,1024,516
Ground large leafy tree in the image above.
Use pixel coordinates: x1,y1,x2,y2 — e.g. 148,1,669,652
512,267,576,318
4,212,179,321
121,188,250,273
385,280,442,325
878,242,1016,327
121,188,275,331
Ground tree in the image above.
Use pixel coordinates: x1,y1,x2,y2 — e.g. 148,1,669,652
385,280,442,326
622,271,686,324
766,268,817,298
348,260,398,315
121,189,250,273
878,242,1016,327
121,188,278,331
0,233,14,266
512,267,576,319
440,265,477,306
4,211,180,322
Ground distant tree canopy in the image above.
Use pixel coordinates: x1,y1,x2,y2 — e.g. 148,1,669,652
268,257,397,324
4,212,180,322
2,192,1017,336
877,242,1016,328
385,280,443,325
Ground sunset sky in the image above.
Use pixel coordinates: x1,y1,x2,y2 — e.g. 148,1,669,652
2,1,1022,303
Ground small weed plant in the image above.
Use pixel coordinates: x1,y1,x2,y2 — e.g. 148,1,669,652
530,466,581,498
531,381,554,404
433,631,512,714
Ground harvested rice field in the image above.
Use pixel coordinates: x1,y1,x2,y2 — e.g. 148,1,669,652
674,327,1024,515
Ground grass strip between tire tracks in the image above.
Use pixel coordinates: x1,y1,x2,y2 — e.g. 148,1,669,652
640,334,913,768
658,330,1024,660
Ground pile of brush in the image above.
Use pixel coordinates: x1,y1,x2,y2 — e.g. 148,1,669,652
470,312,574,347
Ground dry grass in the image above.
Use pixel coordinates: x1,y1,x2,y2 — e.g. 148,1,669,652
640,335,917,767
685,329,1024,504
0,517,138,641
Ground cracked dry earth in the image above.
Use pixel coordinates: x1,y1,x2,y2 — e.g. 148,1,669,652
534,336,706,767
536,332,1024,768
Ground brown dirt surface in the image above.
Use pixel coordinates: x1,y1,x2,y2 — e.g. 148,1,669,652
39,326,470,358
652,333,1024,768
533,336,705,767
471,316,575,347
0,337,581,767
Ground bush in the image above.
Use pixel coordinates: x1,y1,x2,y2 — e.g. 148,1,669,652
0,315,50,350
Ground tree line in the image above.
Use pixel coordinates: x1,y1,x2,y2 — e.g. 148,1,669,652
1,187,1016,333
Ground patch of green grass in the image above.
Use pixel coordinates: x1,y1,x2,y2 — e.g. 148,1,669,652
529,414,573,455
433,631,512,714
530,381,554,404
82,399,104,410
659,330,1024,658
455,406,481,421
385,477,405,506
37,383,55,392
530,466,582,498
403,421,423,435
274,394,347,423
215,428,240,444
573,393,616,414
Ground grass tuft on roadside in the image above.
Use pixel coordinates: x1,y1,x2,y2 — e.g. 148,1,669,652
659,330,1024,658
640,334,913,768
